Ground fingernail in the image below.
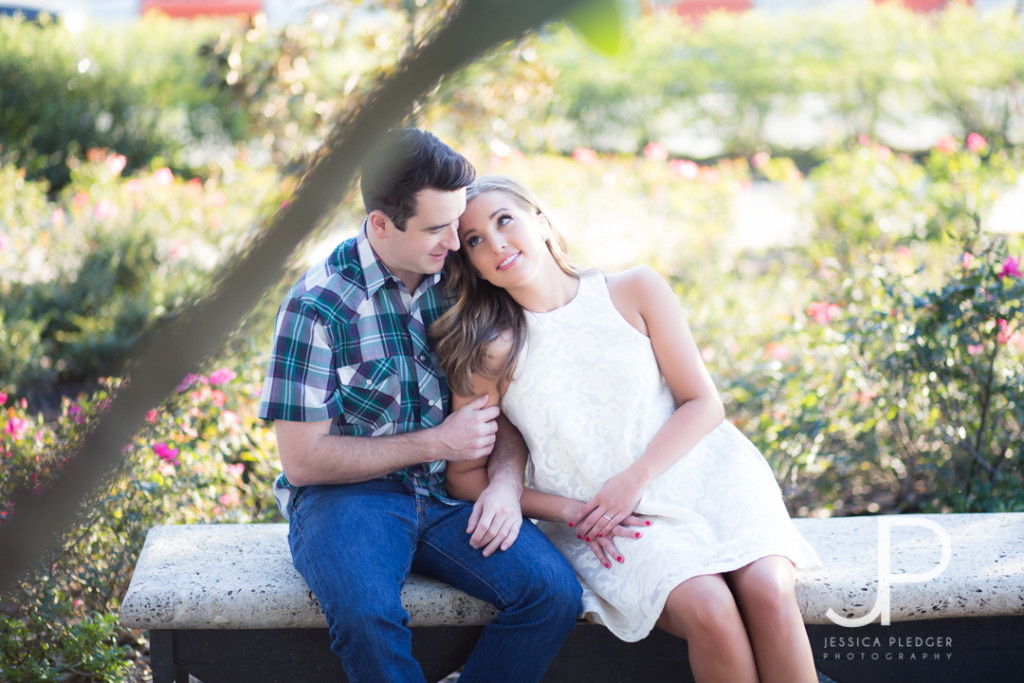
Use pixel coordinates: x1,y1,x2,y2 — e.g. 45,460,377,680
597,533,603,538
645,520,651,526
585,537,590,542
634,532,642,538
568,522,574,527
617,556,623,563
576,535,581,540
604,562,611,569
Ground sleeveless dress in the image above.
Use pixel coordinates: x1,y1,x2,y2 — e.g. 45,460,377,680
500,271,822,642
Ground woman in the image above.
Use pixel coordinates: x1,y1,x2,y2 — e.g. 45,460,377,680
432,175,821,683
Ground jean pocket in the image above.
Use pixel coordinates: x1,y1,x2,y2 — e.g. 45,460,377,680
336,357,401,431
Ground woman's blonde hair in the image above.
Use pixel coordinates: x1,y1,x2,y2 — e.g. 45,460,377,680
431,175,578,397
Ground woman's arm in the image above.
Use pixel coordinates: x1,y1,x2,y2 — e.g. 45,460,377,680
573,266,725,538
445,344,646,567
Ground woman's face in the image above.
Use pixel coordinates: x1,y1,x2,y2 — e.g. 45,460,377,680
457,189,550,289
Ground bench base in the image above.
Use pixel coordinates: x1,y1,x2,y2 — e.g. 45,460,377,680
150,616,1024,683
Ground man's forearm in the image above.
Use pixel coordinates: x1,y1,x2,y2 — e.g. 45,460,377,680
279,424,438,487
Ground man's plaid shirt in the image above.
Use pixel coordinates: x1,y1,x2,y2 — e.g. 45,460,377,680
258,225,454,519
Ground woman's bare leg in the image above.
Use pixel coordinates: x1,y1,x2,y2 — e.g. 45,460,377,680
726,556,816,683
656,574,759,683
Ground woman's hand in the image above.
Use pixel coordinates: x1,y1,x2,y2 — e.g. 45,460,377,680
563,488,649,569
571,468,650,548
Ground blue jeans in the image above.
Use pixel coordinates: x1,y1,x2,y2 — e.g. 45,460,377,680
288,479,582,683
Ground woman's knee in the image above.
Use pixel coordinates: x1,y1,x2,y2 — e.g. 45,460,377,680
666,575,745,643
731,556,799,618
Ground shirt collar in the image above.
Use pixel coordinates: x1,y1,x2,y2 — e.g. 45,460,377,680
356,217,443,299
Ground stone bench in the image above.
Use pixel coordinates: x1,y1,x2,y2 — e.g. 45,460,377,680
121,513,1024,682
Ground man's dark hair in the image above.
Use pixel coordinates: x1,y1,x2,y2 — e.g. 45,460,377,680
360,129,476,231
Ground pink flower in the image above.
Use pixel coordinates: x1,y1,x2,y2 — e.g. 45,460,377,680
763,342,790,360
153,442,180,465
227,463,245,477
73,192,91,210
966,133,987,153
146,409,159,424
177,373,200,392
152,167,174,186
876,145,892,162
967,343,985,356
4,416,30,441
218,490,240,507
0,391,6,405
751,151,770,169
998,256,1021,280
997,319,1014,345
806,301,841,324
643,141,669,162
106,153,127,176
960,252,975,269
858,134,872,147
210,390,227,408
572,147,598,164
208,368,237,386
670,159,699,180
935,134,957,153
68,404,85,425
93,199,119,221
51,208,65,226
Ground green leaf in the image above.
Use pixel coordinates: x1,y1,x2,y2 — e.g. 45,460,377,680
564,0,628,56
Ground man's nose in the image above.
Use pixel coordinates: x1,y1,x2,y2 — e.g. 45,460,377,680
440,222,459,250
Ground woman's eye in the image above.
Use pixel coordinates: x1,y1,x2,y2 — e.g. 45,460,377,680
497,214,512,227
466,235,482,247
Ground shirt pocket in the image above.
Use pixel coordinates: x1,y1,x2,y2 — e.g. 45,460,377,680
336,357,401,432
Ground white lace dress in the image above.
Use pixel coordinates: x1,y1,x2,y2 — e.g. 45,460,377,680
500,272,821,642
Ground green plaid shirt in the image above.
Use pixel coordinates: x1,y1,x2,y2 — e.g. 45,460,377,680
258,224,454,518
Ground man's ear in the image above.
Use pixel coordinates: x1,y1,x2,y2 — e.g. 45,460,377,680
367,210,392,239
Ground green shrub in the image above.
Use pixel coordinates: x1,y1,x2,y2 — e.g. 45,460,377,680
0,149,279,394
0,361,280,680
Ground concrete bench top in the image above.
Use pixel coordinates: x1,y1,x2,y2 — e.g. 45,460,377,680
120,513,1024,631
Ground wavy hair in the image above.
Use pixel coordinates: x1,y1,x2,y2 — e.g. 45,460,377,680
431,175,578,398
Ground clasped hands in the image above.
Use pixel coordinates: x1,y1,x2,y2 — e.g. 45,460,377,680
467,470,650,567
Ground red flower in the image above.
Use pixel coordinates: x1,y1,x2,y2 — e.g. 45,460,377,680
966,133,987,153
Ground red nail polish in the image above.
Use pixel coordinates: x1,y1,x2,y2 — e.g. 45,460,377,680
634,532,641,538
568,522,574,527
604,562,611,569
577,534,582,540
645,520,651,526
585,537,591,542
617,556,623,563
598,533,603,538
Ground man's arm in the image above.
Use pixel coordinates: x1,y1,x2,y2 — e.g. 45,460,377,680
276,395,499,487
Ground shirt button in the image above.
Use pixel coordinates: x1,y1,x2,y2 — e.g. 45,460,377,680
418,353,427,363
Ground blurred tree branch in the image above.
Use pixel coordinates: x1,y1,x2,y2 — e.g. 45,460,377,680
0,0,615,590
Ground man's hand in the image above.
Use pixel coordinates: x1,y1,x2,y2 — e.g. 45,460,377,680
466,479,523,557
433,395,500,462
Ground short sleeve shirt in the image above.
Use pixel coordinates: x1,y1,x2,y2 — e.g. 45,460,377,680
258,225,455,518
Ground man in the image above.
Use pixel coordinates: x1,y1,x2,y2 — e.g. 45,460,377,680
258,128,581,682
